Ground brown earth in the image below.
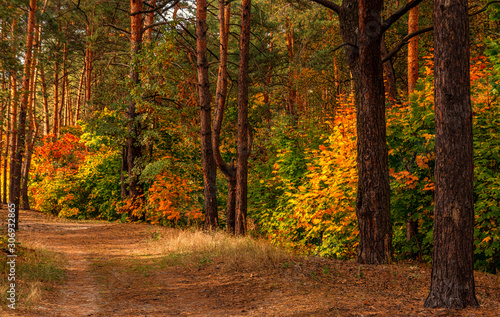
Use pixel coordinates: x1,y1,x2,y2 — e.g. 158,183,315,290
1,208,500,317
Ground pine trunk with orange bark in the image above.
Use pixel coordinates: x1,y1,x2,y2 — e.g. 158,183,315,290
10,0,37,230
408,3,419,94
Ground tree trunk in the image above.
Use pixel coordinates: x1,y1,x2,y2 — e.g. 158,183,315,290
285,19,297,119
40,65,50,136
196,0,218,230
9,19,19,213
10,0,37,229
356,0,392,264
235,0,252,235
76,64,85,123
212,0,235,233
407,3,419,94
424,0,478,309
85,25,93,116
52,59,59,136
127,0,144,214
144,0,156,42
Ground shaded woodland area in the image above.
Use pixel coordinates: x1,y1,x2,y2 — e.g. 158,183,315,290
0,0,499,312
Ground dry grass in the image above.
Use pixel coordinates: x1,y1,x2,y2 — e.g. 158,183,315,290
0,241,66,310
135,227,294,272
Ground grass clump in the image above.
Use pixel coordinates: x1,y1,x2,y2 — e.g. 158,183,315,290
0,236,66,310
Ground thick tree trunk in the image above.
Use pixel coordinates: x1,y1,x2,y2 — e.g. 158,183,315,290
407,3,419,94
144,0,156,42
424,0,478,309
10,0,37,229
235,0,252,235
197,0,218,230
356,0,392,264
127,0,144,210
212,0,235,233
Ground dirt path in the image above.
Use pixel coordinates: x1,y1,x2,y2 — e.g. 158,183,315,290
3,209,500,316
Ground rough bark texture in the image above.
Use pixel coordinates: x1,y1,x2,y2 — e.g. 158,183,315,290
424,0,479,309
407,3,419,94
127,0,144,208
212,0,236,233
356,0,392,264
40,66,50,135
235,0,252,236
196,0,218,230
10,0,37,229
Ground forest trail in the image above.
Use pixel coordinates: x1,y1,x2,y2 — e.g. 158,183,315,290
2,209,500,317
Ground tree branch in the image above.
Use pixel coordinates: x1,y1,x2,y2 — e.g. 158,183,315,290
103,23,131,35
469,0,500,16
331,42,358,54
309,0,341,15
382,0,427,33
382,26,433,63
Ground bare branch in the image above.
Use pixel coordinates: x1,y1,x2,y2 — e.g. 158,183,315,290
382,26,433,63
469,0,500,16
309,0,341,15
382,0,427,33
103,23,131,35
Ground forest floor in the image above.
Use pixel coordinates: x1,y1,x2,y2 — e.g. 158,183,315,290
1,207,499,317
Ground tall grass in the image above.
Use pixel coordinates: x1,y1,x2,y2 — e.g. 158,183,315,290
140,228,294,272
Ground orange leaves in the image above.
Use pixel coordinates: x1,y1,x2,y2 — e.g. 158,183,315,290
146,171,202,226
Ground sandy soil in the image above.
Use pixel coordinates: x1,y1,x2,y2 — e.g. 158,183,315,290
2,208,500,316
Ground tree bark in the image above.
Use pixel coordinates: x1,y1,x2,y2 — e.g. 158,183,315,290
212,0,236,233
85,25,93,116
197,0,219,230
144,0,156,42
76,64,85,123
235,0,252,235
356,0,392,264
381,35,397,105
127,0,144,209
10,0,37,229
424,0,478,309
40,66,50,136
407,3,419,94
52,59,59,136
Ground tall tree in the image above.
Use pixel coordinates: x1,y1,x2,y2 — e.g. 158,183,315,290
212,0,236,233
424,0,478,308
356,0,392,264
309,0,425,264
235,0,252,235
197,0,218,229
127,0,144,207
10,0,37,229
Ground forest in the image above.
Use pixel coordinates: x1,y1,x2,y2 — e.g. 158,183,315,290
0,0,499,314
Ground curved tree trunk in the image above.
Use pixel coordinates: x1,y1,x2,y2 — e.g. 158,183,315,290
424,0,478,309
212,0,236,233
196,0,218,230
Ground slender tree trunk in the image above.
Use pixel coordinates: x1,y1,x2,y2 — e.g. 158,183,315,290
121,146,128,199
3,94,10,204
424,0,478,308
127,0,144,213
59,43,67,131
235,0,252,235
85,25,93,116
76,64,85,122
10,0,37,229
40,66,50,136
212,0,235,233
144,0,156,42
356,0,392,264
52,59,59,136
408,3,419,94
285,19,297,119
197,0,218,230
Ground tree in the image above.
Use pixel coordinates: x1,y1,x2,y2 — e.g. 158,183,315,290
407,2,419,94
424,0,479,308
212,0,236,233
197,0,218,230
127,0,144,209
9,0,37,229
235,0,252,235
